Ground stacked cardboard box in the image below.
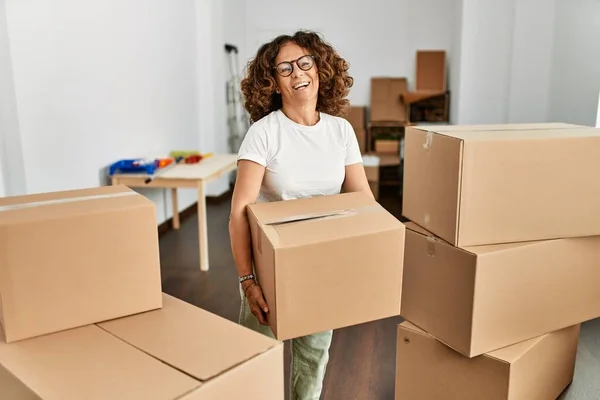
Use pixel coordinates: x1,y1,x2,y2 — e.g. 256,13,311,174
345,105,367,154
368,77,407,155
402,50,450,124
343,106,381,199
0,185,283,399
246,191,405,340
397,122,600,399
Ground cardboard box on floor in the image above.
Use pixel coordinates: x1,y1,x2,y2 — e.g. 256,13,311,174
402,122,600,246
0,294,284,400
0,185,162,343
395,321,579,400
401,221,600,357
246,192,405,340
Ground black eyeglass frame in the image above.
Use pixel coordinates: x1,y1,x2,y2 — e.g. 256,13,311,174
273,55,316,77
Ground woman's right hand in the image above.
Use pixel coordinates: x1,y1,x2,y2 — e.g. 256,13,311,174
244,282,270,325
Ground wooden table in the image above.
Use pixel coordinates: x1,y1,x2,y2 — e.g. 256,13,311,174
111,154,238,272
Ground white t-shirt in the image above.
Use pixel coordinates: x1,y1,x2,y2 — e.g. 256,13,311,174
237,109,363,202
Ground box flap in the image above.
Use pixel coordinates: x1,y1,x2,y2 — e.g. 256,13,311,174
249,193,401,248
399,320,542,364
98,293,280,383
0,185,152,225
404,220,555,256
485,336,544,363
399,320,427,335
248,192,372,223
404,221,447,242
0,324,200,399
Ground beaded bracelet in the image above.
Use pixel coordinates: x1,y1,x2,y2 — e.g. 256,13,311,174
239,273,255,284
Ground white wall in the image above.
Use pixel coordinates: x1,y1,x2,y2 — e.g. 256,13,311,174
453,0,517,124
507,0,555,123
223,0,247,75
548,0,600,126
195,0,230,197
596,91,600,128
0,124,5,196
453,0,559,124
1,0,231,223
244,0,459,107
0,0,26,196
449,0,464,124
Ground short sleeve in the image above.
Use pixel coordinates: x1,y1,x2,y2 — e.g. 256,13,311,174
237,124,269,167
344,120,363,166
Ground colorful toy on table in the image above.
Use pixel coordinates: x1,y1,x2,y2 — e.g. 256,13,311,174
108,157,174,176
168,151,213,165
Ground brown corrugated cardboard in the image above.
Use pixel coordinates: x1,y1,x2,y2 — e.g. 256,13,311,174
401,222,600,357
99,293,284,400
345,106,366,153
0,324,200,400
402,123,600,246
370,77,407,123
246,192,405,340
356,129,366,153
0,294,284,400
415,50,446,91
395,321,579,400
374,139,399,153
364,164,379,200
0,185,162,343
345,106,365,132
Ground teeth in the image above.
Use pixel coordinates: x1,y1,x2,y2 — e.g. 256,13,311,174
293,82,309,89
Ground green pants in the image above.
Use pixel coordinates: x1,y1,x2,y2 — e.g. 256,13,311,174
239,288,333,400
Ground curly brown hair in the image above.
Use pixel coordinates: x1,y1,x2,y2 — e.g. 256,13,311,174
240,30,354,123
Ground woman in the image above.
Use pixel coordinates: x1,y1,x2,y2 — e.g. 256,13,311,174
228,30,373,400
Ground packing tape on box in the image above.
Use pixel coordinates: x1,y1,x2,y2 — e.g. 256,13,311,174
0,191,138,213
427,235,436,257
263,204,385,226
423,131,434,149
258,204,386,249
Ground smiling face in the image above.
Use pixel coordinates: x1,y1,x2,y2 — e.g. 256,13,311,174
273,42,319,108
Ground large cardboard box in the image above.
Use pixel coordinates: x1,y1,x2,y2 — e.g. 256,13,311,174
247,192,405,340
401,222,600,357
402,123,600,246
395,321,579,400
0,294,284,399
370,77,408,123
0,185,162,343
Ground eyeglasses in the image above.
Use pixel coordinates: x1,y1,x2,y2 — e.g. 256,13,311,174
274,55,315,77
